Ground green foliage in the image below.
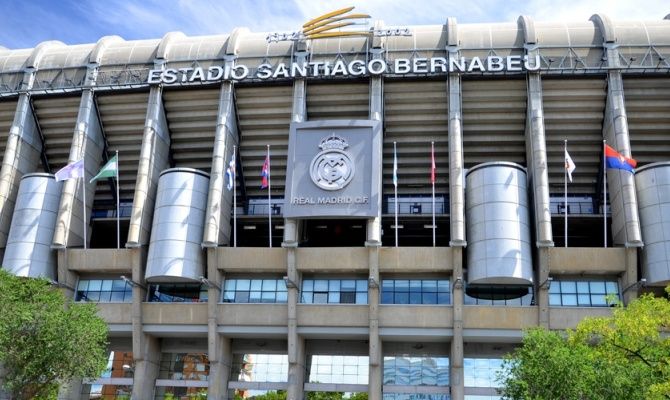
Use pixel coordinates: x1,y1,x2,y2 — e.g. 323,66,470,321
0,269,108,400
246,390,288,400
306,392,345,400
499,292,670,400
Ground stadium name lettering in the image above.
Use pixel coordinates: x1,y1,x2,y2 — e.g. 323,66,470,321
291,196,370,205
147,55,541,84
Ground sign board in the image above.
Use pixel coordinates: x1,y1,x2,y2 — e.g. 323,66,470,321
284,120,382,218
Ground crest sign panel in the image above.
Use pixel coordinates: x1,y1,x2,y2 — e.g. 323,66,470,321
284,120,382,218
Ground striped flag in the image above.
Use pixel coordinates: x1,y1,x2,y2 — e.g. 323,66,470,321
565,149,576,182
261,153,270,189
90,154,118,183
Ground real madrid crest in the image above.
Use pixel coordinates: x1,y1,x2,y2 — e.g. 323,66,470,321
310,134,355,191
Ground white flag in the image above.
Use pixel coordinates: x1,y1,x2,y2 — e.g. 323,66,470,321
565,149,576,182
55,159,84,182
226,158,236,191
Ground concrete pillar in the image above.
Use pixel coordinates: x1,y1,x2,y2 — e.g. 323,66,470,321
536,248,550,328
367,27,384,246
131,334,160,399
368,246,382,400
206,248,233,399
203,79,238,247
51,89,105,248
126,85,170,247
450,247,464,400
622,247,639,305
590,13,643,248
287,234,305,400
0,94,42,259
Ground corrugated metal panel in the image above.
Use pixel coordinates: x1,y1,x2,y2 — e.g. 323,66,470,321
163,88,219,172
33,96,81,170
307,82,369,120
0,100,17,159
624,77,670,166
462,79,527,167
383,80,448,196
95,92,150,204
236,84,293,198
543,78,606,194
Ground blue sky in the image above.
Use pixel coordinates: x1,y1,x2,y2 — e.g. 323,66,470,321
0,0,667,49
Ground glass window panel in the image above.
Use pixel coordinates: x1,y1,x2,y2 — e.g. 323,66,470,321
110,291,124,302
396,292,409,304
277,280,287,291
250,279,263,291
409,292,422,304
88,280,102,291
437,292,450,304
560,281,576,293
381,292,394,304
395,280,409,291
329,292,341,303
409,280,422,292
223,291,235,302
302,292,313,303
224,279,236,291
576,281,590,294
99,291,112,302
562,294,578,306
302,280,314,292
87,292,100,302
341,280,356,290
591,294,607,306
422,280,437,292
100,280,113,291
262,279,276,291
340,292,356,304
235,292,249,303
382,280,394,289
437,280,450,292
112,280,126,291
590,281,606,294
314,280,328,291
329,280,341,291
276,291,287,303
423,292,438,304
356,292,367,304
356,280,368,291
313,293,328,304
249,291,262,303
77,280,88,290
548,282,559,294
236,280,250,291
578,294,591,305
606,281,618,294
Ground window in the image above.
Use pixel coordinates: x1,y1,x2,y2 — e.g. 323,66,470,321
464,358,505,388
222,279,287,303
381,280,450,305
308,355,369,384
464,286,534,306
301,279,368,304
76,279,132,302
148,284,207,303
549,279,619,307
230,354,289,382
158,353,209,381
383,356,449,386
81,351,133,399
383,395,450,400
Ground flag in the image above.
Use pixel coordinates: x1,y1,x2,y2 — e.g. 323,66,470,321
226,157,236,191
90,154,118,183
605,144,637,173
430,143,436,184
55,159,84,182
260,154,270,189
565,149,576,182
392,142,398,189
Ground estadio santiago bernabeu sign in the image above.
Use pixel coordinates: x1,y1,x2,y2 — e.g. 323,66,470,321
147,55,541,84
284,120,382,218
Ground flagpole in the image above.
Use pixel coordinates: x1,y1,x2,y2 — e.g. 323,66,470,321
267,145,272,248
82,159,87,250
116,150,120,249
431,141,436,248
394,142,398,248
603,139,607,248
233,145,237,248
564,140,568,248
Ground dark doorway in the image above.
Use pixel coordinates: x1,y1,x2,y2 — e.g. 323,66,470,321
302,219,367,247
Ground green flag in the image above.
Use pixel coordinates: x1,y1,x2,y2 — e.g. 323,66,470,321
90,154,118,183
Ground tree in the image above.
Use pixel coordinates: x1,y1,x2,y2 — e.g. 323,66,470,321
499,292,670,400
0,269,108,399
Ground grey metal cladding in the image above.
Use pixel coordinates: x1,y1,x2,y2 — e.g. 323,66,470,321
465,162,533,285
145,168,209,282
635,162,670,285
3,173,62,279
283,120,382,218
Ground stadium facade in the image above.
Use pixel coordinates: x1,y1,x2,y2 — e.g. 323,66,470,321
0,10,669,400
